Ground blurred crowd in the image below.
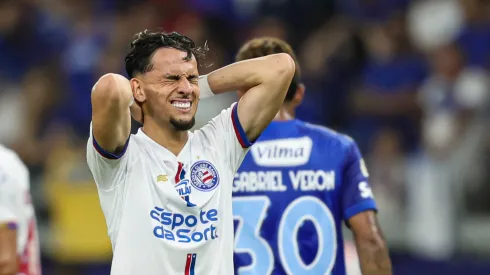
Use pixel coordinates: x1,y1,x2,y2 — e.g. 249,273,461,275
1,0,490,271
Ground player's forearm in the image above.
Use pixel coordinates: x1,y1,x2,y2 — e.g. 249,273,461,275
206,53,295,94
0,245,17,275
356,239,392,275
0,226,17,275
0,262,17,275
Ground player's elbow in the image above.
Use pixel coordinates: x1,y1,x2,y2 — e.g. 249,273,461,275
91,73,131,106
263,53,295,83
358,233,388,251
356,234,392,274
0,256,18,275
356,231,390,259
92,73,118,98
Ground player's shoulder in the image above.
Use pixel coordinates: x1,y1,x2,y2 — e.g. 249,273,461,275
296,120,357,150
88,120,144,157
0,145,29,187
0,145,28,172
210,102,236,125
193,103,236,137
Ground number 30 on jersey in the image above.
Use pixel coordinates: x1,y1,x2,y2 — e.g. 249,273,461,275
233,196,337,275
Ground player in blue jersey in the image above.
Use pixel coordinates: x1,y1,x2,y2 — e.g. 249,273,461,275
232,37,392,275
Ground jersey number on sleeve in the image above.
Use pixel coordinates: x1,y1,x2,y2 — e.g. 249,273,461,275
233,196,337,275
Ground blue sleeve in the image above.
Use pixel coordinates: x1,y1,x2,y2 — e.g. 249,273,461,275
341,140,377,222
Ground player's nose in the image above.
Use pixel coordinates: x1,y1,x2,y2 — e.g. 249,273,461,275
177,78,193,95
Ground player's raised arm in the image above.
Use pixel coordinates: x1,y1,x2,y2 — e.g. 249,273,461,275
204,53,295,141
91,73,135,154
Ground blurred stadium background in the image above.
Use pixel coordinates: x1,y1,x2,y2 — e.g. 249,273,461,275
1,0,490,274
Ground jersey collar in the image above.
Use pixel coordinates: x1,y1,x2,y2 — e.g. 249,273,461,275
135,127,193,161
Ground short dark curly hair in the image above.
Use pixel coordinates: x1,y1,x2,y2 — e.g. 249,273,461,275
236,37,301,101
125,30,208,78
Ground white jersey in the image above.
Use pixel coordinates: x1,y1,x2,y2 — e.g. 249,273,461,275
87,103,252,275
0,146,41,275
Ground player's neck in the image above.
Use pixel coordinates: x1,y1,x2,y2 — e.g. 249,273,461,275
142,118,189,156
274,105,295,121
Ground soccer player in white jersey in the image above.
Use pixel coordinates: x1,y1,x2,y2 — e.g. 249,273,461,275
86,31,295,275
0,145,41,275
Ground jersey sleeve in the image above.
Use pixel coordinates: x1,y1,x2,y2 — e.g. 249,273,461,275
0,191,19,230
0,162,23,229
86,122,132,191
341,140,378,222
198,102,254,171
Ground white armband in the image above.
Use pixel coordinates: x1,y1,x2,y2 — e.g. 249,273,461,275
198,75,215,99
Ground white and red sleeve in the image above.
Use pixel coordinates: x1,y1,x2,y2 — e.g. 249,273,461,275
0,160,21,231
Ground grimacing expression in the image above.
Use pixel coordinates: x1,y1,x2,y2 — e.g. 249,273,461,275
137,48,200,130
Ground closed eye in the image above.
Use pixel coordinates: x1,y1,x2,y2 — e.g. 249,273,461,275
165,75,181,81
188,75,199,84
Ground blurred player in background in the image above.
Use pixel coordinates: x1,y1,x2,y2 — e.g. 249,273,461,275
87,31,294,274
0,145,41,275
232,37,392,275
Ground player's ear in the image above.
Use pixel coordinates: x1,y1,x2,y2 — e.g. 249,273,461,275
291,83,305,107
130,78,146,102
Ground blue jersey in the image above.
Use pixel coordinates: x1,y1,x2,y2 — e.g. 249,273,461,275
232,119,377,275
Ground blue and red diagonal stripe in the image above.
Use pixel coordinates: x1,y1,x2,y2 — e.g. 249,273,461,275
185,253,196,275
175,162,185,183
231,103,253,148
